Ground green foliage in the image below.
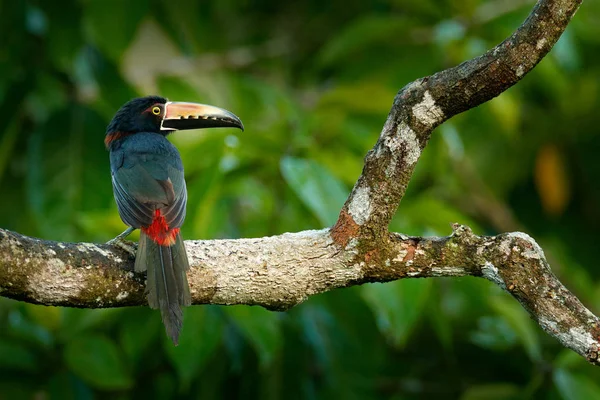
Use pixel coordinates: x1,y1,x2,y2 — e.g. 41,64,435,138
280,157,348,226
1,0,600,398
361,280,432,347
64,335,133,390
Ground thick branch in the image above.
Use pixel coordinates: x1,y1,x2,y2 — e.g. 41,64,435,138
333,0,582,239
1,226,599,364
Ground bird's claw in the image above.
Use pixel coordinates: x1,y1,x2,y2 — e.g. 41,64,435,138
106,237,136,257
107,227,137,257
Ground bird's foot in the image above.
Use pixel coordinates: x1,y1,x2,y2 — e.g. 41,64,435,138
107,227,136,257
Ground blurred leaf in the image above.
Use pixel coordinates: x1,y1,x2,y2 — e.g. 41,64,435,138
460,383,520,400
470,316,518,350
157,75,201,102
38,1,83,73
6,308,53,349
151,372,178,399
47,372,94,400
393,192,480,235
0,340,38,372
487,92,520,135
553,30,581,72
83,0,149,62
489,295,542,362
24,303,61,331
280,157,348,227
433,20,466,45
427,282,454,352
166,307,223,388
119,308,162,369
319,82,396,114
317,15,411,67
59,308,121,340
361,280,432,347
225,306,282,368
554,348,586,370
64,335,132,390
534,144,570,216
553,369,600,400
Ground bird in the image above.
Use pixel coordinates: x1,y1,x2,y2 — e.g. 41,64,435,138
105,96,243,344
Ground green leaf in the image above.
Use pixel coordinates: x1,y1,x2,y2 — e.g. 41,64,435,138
280,157,348,227
38,1,83,73
554,348,586,370
59,308,121,340
489,295,542,362
318,82,396,114
317,15,411,67
83,0,149,62
392,192,480,235
553,369,600,400
470,316,518,351
64,335,132,390
119,308,162,369
47,371,94,400
166,307,223,388
0,340,38,372
225,306,282,368
156,76,202,102
361,279,432,347
460,383,520,400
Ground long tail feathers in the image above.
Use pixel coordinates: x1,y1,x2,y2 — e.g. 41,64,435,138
136,231,191,345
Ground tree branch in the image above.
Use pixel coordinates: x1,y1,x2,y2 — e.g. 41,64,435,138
333,0,581,239
2,0,594,366
2,225,599,364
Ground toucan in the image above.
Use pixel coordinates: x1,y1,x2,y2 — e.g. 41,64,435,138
105,96,243,344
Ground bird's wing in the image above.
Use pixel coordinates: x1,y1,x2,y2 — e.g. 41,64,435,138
111,149,187,229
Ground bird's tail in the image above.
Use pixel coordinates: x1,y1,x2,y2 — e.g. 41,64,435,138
136,231,191,345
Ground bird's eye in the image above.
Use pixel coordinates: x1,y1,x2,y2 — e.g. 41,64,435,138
152,106,161,115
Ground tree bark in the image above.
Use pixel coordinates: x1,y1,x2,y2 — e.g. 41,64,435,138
2,0,594,365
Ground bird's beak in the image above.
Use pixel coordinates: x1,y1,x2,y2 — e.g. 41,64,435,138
161,102,244,132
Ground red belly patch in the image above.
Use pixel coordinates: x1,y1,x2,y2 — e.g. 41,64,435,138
142,209,179,246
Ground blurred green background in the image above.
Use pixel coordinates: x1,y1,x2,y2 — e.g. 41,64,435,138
1,0,600,398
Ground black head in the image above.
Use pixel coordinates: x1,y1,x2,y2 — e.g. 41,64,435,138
105,95,243,149
106,96,168,137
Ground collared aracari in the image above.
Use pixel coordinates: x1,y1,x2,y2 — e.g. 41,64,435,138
105,96,243,344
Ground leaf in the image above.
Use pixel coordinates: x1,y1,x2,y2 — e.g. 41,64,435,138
6,308,53,350
47,372,94,400
166,307,223,388
487,92,521,135
156,76,201,103
38,1,83,73
469,316,518,351
280,157,348,227
59,308,121,341
460,383,520,400
361,279,432,347
318,82,396,114
489,295,542,362
553,369,600,400
83,0,149,62
534,144,570,216
391,192,480,236
64,335,132,390
24,303,61,331
225,306,282,368
317,15,411,67
119,308,162,369
554,349,586,370
0,340,38,372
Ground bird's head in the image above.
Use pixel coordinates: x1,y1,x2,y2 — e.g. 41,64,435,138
105,95,244,148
